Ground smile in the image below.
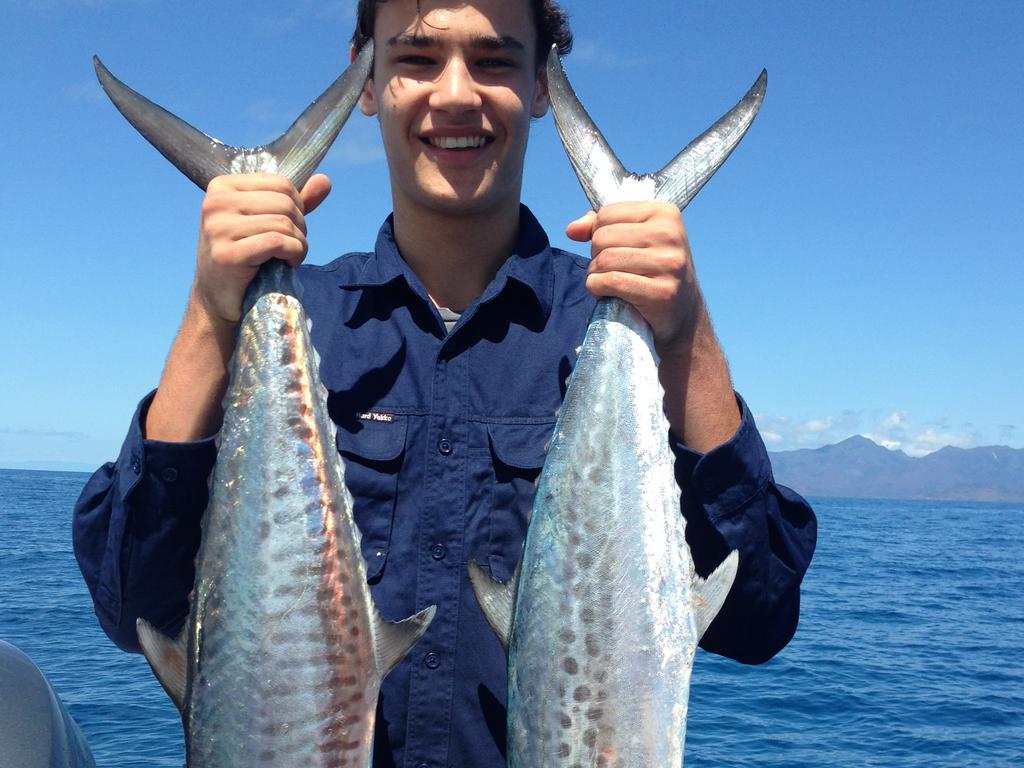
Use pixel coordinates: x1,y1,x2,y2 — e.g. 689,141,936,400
425,135,490,150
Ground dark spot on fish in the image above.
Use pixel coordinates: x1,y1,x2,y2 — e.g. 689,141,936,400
281,346,294,365
294,423,314,441
578,552,594,569
558,743,571,758
348,691,364,704
559,629,576,644
586,706,604,721
259,750,276,761
562,657,579,675
573,685,591,702
583,728,598,747
580,608,595,624
260,521,272,540
560,713,572,730
585,634,600,657
349,624,361,637
569,532,582,547
340,674,358,687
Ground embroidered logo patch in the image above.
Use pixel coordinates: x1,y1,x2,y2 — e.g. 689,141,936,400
358,411,396,424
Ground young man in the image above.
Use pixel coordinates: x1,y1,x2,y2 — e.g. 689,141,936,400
74,1,816,765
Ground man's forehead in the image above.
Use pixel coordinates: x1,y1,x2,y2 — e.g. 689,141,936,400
374,0,537,48
387,31,527,52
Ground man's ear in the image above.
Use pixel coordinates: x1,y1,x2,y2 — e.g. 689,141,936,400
351,45,378,116
531,66,550,118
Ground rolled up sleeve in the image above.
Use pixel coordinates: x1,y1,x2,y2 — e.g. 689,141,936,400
671,394,817,664
72,391,216,651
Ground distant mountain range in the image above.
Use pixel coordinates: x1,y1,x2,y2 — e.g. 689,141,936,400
769,436,1024,502
5,436,1024,502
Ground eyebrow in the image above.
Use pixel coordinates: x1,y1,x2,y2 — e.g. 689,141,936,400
386,33,526,52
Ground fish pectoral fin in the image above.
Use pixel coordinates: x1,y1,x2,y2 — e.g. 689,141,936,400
692,549,739,641
467,560,517,652
136,618,188,712
653,70,767,210
373,603,437,678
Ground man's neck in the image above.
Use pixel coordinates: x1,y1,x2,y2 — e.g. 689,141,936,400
391,201,522,312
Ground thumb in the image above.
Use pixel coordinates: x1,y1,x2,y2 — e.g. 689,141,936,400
565,210,598,242
301,173,332,214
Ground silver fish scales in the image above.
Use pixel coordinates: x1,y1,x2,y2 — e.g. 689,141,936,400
95,44,435,767
470,49,766,766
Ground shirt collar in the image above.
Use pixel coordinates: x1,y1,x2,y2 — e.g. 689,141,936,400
338,205,555,323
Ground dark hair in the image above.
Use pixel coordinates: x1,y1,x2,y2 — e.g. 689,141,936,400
351,0,573,64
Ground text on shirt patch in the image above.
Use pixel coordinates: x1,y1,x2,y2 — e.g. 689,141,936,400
358,411,396,424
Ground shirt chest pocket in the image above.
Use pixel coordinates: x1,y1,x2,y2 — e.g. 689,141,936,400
468,419,555,583
335,416,408,582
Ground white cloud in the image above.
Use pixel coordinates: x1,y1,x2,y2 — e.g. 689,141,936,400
880,411,909,430
569,38,654,69
758,408,1014,456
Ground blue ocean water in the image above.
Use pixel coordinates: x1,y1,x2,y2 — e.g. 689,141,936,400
0,468,1022,766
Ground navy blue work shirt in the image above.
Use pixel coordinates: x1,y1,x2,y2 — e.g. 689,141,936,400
73,206,817,768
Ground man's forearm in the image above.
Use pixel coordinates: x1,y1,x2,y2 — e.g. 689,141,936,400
145,288,237,442
658,305,741,453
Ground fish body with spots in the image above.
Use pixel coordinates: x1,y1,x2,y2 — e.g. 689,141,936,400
471,49,762,766
95,45,434,767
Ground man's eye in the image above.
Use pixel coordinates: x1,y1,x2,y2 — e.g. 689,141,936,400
398,55,434,66
478,58,515,69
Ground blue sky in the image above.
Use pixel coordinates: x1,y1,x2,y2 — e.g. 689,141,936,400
1,0,1021,469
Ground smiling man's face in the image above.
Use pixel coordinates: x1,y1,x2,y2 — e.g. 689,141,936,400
359,0,549,219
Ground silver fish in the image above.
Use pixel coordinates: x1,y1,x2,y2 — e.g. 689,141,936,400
95,45,436,767
469,48,766,766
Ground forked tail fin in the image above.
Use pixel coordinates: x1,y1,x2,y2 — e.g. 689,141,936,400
546,45,766,210
93,42,374,190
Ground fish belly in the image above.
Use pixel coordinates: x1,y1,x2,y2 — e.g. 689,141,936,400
186,278,379,768
509,299,698,767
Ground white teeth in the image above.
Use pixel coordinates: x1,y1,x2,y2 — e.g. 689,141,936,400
429,136,486,149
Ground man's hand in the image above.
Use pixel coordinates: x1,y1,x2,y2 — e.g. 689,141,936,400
146,172,330,442
194,172,332,324
566,201,703,357
566,201,740,452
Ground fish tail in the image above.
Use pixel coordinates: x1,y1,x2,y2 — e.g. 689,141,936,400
93,42,373,190
545,45,766,211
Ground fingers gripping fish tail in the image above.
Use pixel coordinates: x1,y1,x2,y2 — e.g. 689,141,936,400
545,45,766,211
93,42,374,190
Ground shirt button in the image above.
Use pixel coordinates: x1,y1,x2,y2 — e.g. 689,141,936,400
430,544,447,561
424,651,441,670
437,438,453,456
416,763,429,768
130,457,141,474
161,467,178,483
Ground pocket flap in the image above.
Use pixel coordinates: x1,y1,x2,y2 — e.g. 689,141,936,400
336,414,408,463
486,421,554,470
